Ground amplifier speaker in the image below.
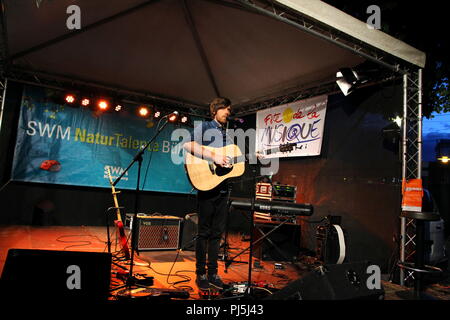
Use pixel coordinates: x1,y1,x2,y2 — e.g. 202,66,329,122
266,261,385,300
134,216,182,250
0,248,111,301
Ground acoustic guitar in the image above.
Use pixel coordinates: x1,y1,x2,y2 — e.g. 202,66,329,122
185,143,295,191
107,167,131,260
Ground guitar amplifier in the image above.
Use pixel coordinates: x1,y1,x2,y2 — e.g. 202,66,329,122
133,215,182,251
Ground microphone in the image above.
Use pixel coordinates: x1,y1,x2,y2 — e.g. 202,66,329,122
227,116,244,123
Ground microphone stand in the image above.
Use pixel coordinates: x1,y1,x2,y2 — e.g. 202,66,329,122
112,115,172,288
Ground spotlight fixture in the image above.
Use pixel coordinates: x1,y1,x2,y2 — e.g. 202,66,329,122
97,99,109,111
64,94,76,104
336,68,361,96
180,115,188,124
81,98,91,107
154,110,161,119
138,106,151,118
167,111,179,123
114,104,123,112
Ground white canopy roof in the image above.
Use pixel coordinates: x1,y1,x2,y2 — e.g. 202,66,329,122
2,0,425,110
277,0,425,68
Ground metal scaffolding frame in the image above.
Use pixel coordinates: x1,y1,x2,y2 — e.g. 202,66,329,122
400,69,423,285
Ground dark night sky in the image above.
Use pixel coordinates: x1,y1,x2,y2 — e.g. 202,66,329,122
322,1,450,162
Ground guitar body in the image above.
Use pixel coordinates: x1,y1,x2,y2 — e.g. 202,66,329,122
107,168,131,260
185,144,245,191
114,220,130,260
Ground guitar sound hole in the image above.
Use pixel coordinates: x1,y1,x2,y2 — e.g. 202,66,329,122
215,166,233,176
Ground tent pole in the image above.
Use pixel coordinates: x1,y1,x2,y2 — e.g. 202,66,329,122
400,73,408,286
5,0,160,63
0,77,7,136
182,0,220,97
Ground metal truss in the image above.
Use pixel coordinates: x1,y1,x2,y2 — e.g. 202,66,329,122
232,0,404,73
400,69,423,286
227,0,410,115
5,66,209,119
0,77,7,136
234,80,339,116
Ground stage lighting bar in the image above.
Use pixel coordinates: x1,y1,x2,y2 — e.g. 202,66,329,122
60,92,186,122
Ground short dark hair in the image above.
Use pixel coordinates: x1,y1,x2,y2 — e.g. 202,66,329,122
209,97,231,118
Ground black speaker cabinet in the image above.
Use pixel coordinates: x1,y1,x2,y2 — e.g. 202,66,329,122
253,222,301,261
134,215,182,250
266,261,385,300
0,249,111,301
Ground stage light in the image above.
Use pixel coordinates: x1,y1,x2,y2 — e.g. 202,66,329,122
438,156,449,164
154,110,161,119
393,116,402,127
138,106,150,117
115,104,123,112
81,98,90,107
436,139,450,164
180,115,188,124
167,111,179,123
97,99,109,111
336,68,360,96
65,94,76,104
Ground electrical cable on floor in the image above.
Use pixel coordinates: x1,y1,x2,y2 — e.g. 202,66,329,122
55,234,93,250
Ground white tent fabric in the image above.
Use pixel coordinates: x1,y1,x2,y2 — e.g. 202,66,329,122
2,0,425,109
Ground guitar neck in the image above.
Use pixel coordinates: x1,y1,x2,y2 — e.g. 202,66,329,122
107,168,123,222
264,143,297,155
112,190,122,222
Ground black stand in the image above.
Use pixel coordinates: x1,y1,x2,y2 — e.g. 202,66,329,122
221,182,248,271
396,211,443,300
224,165,267,298
105,206,125,255
112,117,171,287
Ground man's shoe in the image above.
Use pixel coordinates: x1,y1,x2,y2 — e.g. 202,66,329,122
196,274,210,290
208,274,224,289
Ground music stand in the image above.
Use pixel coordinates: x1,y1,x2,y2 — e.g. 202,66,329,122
111,114,173,287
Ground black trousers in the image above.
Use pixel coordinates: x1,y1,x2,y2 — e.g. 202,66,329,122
195,189,229,276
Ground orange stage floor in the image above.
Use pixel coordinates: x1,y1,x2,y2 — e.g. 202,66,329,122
0,225,449,302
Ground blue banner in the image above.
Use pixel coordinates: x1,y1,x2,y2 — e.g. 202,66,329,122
11,85,194,194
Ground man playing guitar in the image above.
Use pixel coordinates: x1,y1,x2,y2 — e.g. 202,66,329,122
183,97,234,291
